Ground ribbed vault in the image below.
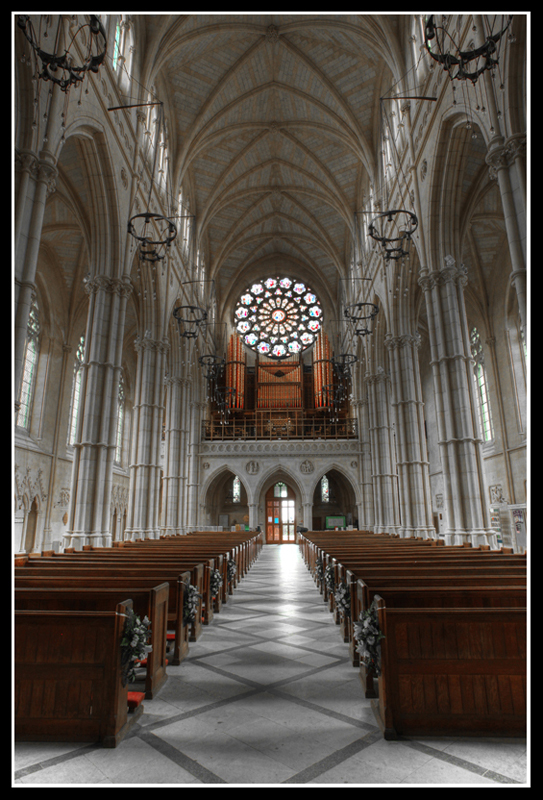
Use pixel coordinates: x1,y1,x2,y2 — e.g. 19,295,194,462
138,14,398,320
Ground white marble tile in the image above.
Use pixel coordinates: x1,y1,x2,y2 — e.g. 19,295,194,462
13,545,528,788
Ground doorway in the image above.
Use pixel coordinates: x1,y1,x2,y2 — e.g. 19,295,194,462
265,481,296,543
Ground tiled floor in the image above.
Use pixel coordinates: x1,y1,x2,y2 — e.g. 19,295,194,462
13,544,529,786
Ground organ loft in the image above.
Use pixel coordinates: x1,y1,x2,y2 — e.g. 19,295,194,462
13,13,528,787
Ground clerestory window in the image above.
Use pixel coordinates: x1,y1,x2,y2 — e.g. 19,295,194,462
470,327,494,442
17,297,40,429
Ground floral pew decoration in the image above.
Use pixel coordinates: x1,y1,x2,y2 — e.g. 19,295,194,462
210,568,223,599
353,597,385,677
183,583,202,627
334,580,351,618
120,609,152,685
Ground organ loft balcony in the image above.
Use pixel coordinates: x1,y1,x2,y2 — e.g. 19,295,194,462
201,352,358,442
201,410,359,442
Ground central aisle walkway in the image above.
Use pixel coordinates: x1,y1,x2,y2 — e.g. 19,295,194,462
14,544,527,786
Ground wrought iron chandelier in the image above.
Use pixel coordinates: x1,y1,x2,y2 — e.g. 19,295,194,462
128,102,177,268
173,305,208,339
18,14,107,92
344,303,379,336
424,15,513,85
368,209,418,262
198,353,225,382
127,212,177,264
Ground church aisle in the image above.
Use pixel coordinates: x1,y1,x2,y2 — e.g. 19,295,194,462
14,544,527,786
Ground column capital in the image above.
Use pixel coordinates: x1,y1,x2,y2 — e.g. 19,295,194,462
134,332,170,354
84,275,133,298
418,256,468,291
385,332,421,350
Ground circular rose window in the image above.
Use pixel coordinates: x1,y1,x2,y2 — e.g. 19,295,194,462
234,276,323,359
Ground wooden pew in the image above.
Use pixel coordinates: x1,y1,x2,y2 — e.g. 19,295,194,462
374,597,526,739
54,550,216,625
297,530,527,738
107,542,231,607
15,583,169,699
15,566,193,664
15,599,142,747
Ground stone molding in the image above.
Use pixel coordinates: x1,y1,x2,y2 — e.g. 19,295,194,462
418,256,468,291
84,275,133,298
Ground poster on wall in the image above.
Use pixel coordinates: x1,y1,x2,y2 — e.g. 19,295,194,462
325,515,346,529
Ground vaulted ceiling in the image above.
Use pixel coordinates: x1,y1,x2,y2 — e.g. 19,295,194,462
137,15,404,313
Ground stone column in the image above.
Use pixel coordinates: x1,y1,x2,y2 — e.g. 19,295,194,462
14,153,58,409
418,256,497,547
365,367,401,535
302,502,313,529
161,375,186,536
185,400,204,532
385,333,435,539
66,276,132,548
486,140,527,340
125,333,169,540
352,397,374,531
249,503,258,530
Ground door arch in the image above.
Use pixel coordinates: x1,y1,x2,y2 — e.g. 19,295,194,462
265,481,296,544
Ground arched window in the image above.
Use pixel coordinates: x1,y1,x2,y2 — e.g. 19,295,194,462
67,335,85,446
114,372,125,464
17,297,40,429
274,481,288,498
111,17,122,71
232,476,241,503
321,474,330,503
470,327,494,442
110,15,133,84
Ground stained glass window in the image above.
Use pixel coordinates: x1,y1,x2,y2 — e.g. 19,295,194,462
17,298,40,429
321,474,330,503
470,327,494,442
274,481,288,498
233,476,241,503
234,276,323,359
112,20,122,70
115,373,125,464
68,335,85,445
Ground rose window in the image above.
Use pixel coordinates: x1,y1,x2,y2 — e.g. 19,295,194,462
234,276,323,359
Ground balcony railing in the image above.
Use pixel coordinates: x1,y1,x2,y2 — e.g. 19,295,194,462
202,412,358,441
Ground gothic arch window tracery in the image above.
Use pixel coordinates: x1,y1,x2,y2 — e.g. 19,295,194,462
234,276,323,360
67,335,85,446
114,372,125,465
470,327,494,442
17,296,40,430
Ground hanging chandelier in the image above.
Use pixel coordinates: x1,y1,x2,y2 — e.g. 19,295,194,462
173,305,208,339
18,14,107,92
214,386,237,419
198,353,225,381
127,102,178,269
127,212,177,264
344,303,379,336
424,15,513,85
368,209,418,262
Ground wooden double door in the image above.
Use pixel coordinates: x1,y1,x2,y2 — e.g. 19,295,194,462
265,482,296,544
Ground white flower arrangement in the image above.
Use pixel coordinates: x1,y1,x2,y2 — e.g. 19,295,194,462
120,609,152,686
183,584,202,625
227,558,237,583
315,557,324,583
210,568,223,597
334,580,351,617
324,564,336,593
353,598,385,676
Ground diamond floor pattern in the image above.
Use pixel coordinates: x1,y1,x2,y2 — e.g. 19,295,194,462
14,544,528,786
